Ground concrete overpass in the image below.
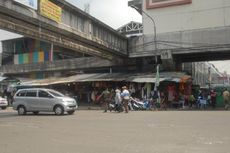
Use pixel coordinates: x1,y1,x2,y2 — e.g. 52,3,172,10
127,0,230,72
0,0,127,60
129,26,230,70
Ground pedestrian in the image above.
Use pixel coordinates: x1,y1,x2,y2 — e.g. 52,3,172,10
160,92,167,110
210,89,217,109
222,88,230,110
115,88,122,112
100,87,111,113
121,86,130,113
188,94,195,109
150,90,158,110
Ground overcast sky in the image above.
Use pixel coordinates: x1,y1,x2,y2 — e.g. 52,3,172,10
66,0,141,29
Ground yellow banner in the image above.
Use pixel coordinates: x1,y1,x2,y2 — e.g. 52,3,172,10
40,0,62,23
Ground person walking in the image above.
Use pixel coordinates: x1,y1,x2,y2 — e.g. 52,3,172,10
150,90,158,110
121,86,130,113
210,89,217,109
223,88,230,110
115,88,122,112
188,94,195,109
100,88,111,113
160,92,167,110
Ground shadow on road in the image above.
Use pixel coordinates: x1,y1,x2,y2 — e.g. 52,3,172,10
0,112,18,118
0,111,72,118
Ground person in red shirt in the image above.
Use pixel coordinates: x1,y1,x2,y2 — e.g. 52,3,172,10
210,89,217,109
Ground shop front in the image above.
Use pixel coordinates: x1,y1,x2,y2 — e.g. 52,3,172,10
18,72,192,107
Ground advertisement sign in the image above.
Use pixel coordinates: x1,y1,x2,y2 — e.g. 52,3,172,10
161,50,172,59
13,0,38,10
146,0,192,9
40,0,62,23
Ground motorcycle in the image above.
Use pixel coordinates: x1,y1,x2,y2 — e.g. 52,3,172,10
109,100,123,112
130,97,150,110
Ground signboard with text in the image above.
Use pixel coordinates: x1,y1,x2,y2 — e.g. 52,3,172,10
13,0,37,10
146,0,192,9
40,0,62,23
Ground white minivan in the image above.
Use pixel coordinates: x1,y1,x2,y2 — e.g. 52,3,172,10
13,88,78,115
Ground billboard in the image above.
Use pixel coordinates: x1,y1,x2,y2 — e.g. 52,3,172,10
13,0,38,10
146,0,192,9
40,0,62,23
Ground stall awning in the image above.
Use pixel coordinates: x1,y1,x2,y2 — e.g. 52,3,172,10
19,72,191,85
0,76,7,82
129,78,166,83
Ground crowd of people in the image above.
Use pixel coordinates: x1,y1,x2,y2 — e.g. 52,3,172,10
95,85,183,113
98,86,131,113
94,86,230,113
171,88,230,110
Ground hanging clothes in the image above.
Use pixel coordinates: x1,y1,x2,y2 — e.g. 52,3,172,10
168,85,175,102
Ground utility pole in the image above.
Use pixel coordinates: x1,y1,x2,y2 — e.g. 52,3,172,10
208,66,211,91
130,5,159,96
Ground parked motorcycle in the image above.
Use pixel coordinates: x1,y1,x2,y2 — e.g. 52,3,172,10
109,101,123,112
130,97,150,110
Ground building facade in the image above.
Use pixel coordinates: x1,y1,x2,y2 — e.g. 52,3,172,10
128,0,227,85
143,0,230,34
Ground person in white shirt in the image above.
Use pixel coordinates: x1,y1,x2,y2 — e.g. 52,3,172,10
115,88,122,112
121,86,130,113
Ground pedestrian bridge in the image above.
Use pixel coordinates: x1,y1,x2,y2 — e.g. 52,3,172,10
0,0,127,60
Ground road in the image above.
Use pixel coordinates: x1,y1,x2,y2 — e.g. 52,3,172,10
0,108,229,153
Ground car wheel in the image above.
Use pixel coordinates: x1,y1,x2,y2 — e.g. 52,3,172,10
54,105,64,115
18,105,27,115
67,110,75,115
1,106,7,110
33,111,39,115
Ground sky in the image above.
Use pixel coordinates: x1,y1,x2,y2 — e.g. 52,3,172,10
66,0,141,29
0,30,22,52
0,0,229,74
210,61,230,74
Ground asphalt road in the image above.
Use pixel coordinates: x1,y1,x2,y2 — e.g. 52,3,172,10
0,108,229,153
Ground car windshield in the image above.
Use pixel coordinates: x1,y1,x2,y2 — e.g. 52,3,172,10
48,90,64,97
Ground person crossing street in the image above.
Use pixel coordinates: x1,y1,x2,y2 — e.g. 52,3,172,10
121,86,130,113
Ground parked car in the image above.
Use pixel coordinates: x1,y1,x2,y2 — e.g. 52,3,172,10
13,88,78,115
0,97,8,110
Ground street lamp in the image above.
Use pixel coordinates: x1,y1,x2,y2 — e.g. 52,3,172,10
130,5,160,92
208,66,211,91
